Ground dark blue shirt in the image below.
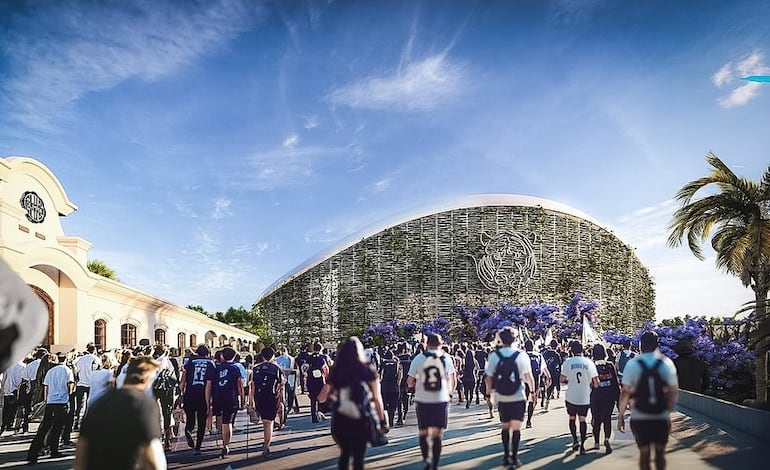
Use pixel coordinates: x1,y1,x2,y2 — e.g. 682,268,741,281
212,362,241,408
183,357,216,402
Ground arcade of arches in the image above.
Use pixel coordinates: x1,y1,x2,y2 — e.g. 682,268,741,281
0,157,258,353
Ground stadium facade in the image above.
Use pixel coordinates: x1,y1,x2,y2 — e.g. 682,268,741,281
257,194,655,345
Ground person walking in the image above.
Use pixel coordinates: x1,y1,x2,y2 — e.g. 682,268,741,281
407,333,457,470
250,347,284,457
673,339,708,393
1,358,25,435
523,340,549,428
179,344,216,454
615,340,635,385
618,331,679,470
74,356,166,470
484,327,534,469
327,337,387,470
396,343,412,426
211,346,244,458
541,340,562,410
26,353,74,464
461,349,478,410
590,343,620,454
560,341,599,455
275,347,299,416
307,342,331,423
86,353,117,408
72,343,98,430
378,349,401,428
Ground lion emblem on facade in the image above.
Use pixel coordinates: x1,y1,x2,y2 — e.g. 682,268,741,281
470,231,537,293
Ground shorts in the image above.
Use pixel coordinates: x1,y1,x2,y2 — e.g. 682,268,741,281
213,406,237,424
497,401,526,422
416,402,448,429
256,398,278,421
565,401,590,417
631,419,670,446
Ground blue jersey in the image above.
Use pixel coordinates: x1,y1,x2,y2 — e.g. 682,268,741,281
183,357,216,402
212,362,241,408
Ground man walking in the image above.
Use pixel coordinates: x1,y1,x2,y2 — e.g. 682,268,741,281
484,327,534,469
1,359,25,435
74,356,166,470
72,343,98,430
179,344,215,454
541,340,562,409
306,342,330,423
212,346,244,458
560,341,598,455
615,340,635,385
523,340,549,428
275,347,299,416
407,333,457,470
26,353,74,463
618,331,679,470
250,347,284,457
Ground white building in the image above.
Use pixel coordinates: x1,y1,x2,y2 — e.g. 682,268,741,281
0,156,257,353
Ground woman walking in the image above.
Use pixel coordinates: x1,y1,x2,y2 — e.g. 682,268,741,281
462,349,478,409
590,343,620,454
327,337,388,470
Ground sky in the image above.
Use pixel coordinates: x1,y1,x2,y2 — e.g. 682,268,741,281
1,0,768,321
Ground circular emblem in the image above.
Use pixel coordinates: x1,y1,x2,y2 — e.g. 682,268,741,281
471,230,538,293
20,191,46,224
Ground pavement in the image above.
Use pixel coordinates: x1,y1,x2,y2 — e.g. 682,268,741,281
0,391,765,469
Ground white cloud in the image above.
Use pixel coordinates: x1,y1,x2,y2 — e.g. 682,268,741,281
327,54,466,111
212,198,232,219
0,1,263,132
712,50,769,108
303,115,319,129
283,133,299,149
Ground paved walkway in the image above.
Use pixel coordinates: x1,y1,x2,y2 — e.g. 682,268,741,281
0,392,764,469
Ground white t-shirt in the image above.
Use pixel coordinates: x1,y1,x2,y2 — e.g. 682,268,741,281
622,352,678,420
562,356,598,406
75,354,99,387
87,369,114,407
3,361,25,395
408,350,457,404
484,347,532,402
43,365,74,404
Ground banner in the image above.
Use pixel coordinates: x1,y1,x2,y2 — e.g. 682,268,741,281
582,316,603,346
544,327,553,347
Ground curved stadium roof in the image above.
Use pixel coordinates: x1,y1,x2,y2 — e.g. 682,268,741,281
258,193,608,302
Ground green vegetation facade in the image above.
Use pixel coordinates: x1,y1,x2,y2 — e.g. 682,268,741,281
257,195,655,345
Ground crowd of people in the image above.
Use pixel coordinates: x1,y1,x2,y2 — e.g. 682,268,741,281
0,325,688,470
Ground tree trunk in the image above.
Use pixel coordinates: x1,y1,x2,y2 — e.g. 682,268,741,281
753,289,769,406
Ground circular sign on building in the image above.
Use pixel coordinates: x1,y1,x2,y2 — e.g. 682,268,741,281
19,191,46,224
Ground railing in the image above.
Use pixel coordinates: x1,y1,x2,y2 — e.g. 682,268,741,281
676,389,770,441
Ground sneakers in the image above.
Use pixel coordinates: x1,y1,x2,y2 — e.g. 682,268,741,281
193,448,201,455
593,441,600,450
317,411,327,421
263,445,271,458
185,431,195,449
503,455,512,466
604,439,612,454
572,439,579,451
525,421,532,429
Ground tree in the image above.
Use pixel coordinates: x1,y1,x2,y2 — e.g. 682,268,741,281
187,304,208,315
667,152,770,406
87,259,119,281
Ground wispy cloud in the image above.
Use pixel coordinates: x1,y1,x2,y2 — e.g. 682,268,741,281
0,0,262,132
327,54,466,111
303,115,319,130
712,50,770,108
283,133,299,149
212,198,232,220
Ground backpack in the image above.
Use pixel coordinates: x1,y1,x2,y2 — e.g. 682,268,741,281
398,355,412,388
618,350,635,374
253,363,280,397
308,354,328,382
633,359,667,413
380,359,399,383
595,362,619,392
529,351,542,378
493,350,521,395
152,368,177,399
421,351,448,392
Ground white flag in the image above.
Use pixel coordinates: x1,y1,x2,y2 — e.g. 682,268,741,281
544,327,553,347
582,316,602,345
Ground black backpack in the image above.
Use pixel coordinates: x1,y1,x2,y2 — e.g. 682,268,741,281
308,354,328,383
493,350,521,395
543,350,561,374
152,369,177,400
253,363,280,397
634,359,667,413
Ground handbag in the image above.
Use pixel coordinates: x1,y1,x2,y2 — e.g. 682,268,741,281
367,414,389,447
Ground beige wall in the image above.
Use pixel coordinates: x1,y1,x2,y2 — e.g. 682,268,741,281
0,156,258,353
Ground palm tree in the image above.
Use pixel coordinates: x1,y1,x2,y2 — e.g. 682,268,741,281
87,259,119,281
667,152,770,406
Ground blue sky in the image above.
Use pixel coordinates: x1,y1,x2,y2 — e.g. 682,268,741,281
1,0,768,320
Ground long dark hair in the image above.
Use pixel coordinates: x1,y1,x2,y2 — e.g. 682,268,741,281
328,337,370,388
464,349,476,371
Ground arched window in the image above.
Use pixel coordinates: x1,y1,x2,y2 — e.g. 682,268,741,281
94,319,106,351
189,334,197,348
121,324,137,348
177,332,186,351
155,328,166,345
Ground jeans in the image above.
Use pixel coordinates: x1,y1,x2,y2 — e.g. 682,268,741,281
72,385,89,427
27,403,68,461
1,394,18,432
